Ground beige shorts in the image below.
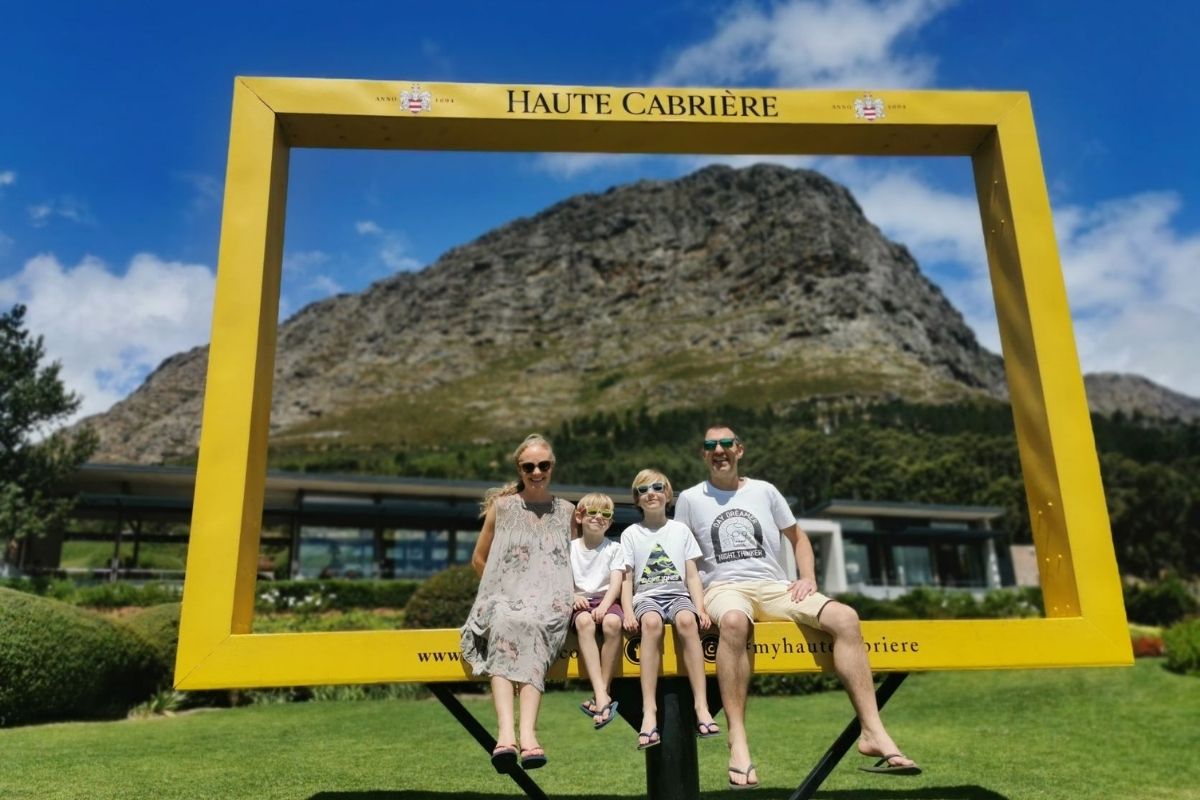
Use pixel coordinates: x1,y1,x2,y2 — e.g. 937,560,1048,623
704,580,833,629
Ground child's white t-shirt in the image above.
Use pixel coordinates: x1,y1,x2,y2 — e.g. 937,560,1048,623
570,536,626,598
620,519,702,601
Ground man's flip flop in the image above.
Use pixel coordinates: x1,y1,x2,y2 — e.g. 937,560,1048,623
593,700,619,730
490,745,518,772
520,746,547,770
859,753,921,775
695,721,721,738
636,727,661,750
728,763,759,790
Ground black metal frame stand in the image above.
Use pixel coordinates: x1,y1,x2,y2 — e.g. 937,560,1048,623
788,672,909,800
427,683,549,800
427,671,908,800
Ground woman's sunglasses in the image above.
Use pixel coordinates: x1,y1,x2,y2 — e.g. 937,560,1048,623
635,482,666,495
702,437,738,451
583,508,613,519
519,460,554,474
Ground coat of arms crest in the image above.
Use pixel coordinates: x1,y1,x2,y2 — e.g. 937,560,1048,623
853,93,886,122
400,84,432,114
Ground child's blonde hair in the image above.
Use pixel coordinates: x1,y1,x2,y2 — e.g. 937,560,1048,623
572,492,614,538
631,468,673,505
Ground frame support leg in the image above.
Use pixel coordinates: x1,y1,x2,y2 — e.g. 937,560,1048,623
788,671,909,800
427,683,548,800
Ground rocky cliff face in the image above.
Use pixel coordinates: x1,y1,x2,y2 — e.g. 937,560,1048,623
80,165,1195,464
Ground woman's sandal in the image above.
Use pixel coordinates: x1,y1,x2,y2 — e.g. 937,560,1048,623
728,762,759,790
490,744,518,772
520,746,547,770
695,720,722,738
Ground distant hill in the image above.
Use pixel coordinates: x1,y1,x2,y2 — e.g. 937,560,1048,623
80,165,1198,464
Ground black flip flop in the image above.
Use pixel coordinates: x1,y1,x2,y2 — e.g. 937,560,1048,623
859,753,921,775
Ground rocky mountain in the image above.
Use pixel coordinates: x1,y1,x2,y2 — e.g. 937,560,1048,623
80,165,1197,464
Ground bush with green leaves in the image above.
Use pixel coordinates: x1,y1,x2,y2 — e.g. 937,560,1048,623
122,602,181,670
1163,618,1200,676
254,579,420,613
0,587,162,726
1125,578,1198,627
402,565,479,629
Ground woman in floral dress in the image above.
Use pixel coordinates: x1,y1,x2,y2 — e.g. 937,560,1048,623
461,433,574,771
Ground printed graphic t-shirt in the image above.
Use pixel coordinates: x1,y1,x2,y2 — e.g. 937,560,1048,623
619,520,702,601
673,478,797,587
570,536,626,598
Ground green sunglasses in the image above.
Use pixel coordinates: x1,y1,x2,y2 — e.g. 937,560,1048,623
702,437,738,451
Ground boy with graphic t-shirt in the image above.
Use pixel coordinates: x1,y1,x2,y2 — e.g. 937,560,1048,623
673,426,919,789
619,469,721,751
568,492,625,730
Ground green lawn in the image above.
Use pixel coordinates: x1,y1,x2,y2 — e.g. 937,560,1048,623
1,660,1195,799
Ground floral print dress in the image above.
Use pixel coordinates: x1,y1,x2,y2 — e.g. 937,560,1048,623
460,494,573,692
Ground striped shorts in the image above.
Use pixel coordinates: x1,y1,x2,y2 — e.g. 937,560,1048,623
633,592,698,624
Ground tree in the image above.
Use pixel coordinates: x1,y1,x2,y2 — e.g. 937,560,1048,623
0,304,97,549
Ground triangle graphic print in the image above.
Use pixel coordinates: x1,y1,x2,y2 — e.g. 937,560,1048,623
639,543,681,587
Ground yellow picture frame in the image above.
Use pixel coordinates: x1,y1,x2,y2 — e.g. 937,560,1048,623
174,78,1130,690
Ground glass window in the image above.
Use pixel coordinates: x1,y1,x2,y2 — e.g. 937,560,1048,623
891,545,934,587
843,541,871,586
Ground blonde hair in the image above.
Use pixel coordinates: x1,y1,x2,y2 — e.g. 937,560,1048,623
571,492,614,538
631,468,673,505
479,433,556,516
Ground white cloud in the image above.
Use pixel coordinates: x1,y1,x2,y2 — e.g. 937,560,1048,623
175,172,223,213
27,196,94,227
355,220,421,272
836,166,1200,397
0,170,15,187
656,0,952,88
535,0,954,179
0,253,215,421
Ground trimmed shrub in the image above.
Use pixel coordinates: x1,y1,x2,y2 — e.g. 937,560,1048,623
0,587,162,726
1163,618,1200,676
402,565,479,630
75,581,182,608
1125,579,1198,627
122,602,182,670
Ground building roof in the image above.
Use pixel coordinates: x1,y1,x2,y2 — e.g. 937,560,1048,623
67,463,643,530
806,498,1006,522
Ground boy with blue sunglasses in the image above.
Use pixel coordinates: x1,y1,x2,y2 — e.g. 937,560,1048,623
620,469,721,751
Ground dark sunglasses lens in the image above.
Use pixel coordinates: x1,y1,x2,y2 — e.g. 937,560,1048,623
703,438,736,450
520,461,553,474
719,438,735,448
703,439,717,450
585,508,612,519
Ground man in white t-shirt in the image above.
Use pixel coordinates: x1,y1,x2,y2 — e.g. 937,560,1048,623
673,425,919,788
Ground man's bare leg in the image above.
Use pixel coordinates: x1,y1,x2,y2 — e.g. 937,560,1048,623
819,602,915,768
716,611,758,787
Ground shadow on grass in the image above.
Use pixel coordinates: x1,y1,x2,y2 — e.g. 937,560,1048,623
309,788,1009,800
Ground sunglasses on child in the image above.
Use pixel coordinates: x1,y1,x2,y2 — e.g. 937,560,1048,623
702,437,738,451
519,460,554,474
635,482,666,495
582,508,613,519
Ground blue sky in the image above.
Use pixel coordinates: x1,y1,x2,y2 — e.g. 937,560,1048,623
2,0,1197,421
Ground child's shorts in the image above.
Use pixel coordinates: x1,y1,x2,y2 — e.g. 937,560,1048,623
633,592,697,624
571,595,624,625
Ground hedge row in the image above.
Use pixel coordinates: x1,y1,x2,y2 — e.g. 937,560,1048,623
0,577,422,612
0,588,167,726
